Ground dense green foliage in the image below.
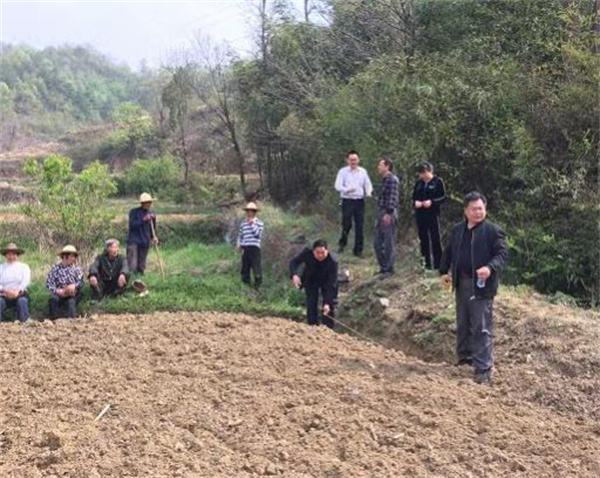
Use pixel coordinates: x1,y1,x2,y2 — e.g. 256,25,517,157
0,44,148,144
21,155,117,255
232,0,599,305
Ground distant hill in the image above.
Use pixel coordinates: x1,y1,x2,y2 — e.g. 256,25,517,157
0,44,148,149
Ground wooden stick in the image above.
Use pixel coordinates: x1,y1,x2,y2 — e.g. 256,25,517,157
149,220,166,281
94,404,111,421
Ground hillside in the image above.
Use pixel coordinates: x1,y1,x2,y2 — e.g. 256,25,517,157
1,311,599,478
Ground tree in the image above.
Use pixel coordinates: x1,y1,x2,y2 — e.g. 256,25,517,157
162,65,196,182
190,35,247,193
110,102,155,157
21,155,117,261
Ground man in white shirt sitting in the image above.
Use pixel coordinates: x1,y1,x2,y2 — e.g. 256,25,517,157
0,243,31,323
334,150,373,257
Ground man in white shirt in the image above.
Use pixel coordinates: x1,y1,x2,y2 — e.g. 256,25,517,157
334,150,373,257
0,243,31,323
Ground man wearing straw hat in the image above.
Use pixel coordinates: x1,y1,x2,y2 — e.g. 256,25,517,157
127,192,159,275
47,245,85,319
237,202,264,288
0,243,31,323
88,239,130,300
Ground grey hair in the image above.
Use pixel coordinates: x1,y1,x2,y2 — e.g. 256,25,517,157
105,238,120,249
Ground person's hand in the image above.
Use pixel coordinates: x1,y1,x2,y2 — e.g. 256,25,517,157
89,276,98,288
322,304,331,317
476,266,491,281
441,274,452,288
415,201,423,209
382,214,393,227
143,214,156,222
151,237,159,245
423,200,432,208
4,290,18,300
65,284,77,296
117,274,127,288
291,274,302,289
56,288,66,298
347,187,356,194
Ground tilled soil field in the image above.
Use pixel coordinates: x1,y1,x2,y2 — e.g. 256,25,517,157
1,312,599,478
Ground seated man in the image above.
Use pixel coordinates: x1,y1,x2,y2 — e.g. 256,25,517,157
89,239,129,300
289,239,339,329
47,245,84,319
0,243,31,323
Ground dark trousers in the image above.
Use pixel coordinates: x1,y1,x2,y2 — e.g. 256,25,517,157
374,213,396,273
241,246,262,288
339,198,365,255
49,293,82,319
456,276,494,372
127,244,150,274
91,278,126,300
305,286,335,329
0,296,30,322
415,212,442,269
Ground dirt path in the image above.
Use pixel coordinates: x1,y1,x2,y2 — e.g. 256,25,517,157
1,312,598,478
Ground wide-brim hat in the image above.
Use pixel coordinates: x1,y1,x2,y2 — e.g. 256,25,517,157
243,202,259,211
139,192,155,203
59,245,79,257
1,243,24,255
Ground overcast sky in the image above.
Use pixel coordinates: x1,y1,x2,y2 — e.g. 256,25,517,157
1,0,306,69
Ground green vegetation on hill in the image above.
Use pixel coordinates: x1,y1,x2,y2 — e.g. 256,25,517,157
0,44,150,145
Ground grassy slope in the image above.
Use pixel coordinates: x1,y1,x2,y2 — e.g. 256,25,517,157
0,201,325,321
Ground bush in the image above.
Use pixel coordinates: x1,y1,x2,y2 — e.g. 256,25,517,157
21,155,117,258
187,173,240,205
121,157,183,200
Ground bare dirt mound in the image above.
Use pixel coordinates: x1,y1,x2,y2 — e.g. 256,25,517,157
1,312,599,478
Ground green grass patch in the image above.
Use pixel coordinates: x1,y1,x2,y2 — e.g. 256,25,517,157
2,243,304,321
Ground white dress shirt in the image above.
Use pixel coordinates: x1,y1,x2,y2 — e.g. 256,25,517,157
334,166,373,199
0,261,31,292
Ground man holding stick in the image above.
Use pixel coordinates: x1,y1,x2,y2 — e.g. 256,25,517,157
289,240,338,329
127,193,159,275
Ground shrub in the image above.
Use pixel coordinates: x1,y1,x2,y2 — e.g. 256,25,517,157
21,154,117,258
122,157,183,200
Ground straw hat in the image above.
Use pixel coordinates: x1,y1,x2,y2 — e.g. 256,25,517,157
59,245,79,257
1,243,24,255
243,202,259,211
139,193,154,203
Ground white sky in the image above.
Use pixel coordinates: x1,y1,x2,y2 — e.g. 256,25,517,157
1,0,307,69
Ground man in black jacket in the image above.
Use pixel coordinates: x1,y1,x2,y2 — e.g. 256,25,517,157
412,162,446,270
289,240,338,328
89,239,130,300
439,192,508,384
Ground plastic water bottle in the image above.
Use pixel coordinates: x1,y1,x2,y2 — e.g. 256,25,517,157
477,278,486,289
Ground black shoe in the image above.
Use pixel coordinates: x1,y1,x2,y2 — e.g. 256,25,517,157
474,369,491,385
455,358,473,367
353,251,363,258
378,271,394,280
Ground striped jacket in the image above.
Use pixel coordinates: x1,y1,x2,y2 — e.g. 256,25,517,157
238,219,264,248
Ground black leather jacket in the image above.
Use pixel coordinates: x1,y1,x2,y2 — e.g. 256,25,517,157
439,219,508,299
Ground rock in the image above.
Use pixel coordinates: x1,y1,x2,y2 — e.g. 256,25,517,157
379,298,390,308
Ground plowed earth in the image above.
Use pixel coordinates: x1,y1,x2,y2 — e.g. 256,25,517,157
1,312,599,478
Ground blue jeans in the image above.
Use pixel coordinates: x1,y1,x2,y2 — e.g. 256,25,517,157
456,276,494,371
0,296,30,322
374,212,396,273
49,293,81,319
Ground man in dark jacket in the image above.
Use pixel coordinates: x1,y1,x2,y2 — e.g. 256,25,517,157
89,239,129,300
127,193,158,274
412,162,446,270
439,191,508,384
374,157,400,277
289,240,338,328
